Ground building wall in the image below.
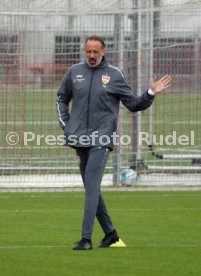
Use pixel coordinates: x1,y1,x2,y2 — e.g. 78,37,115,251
1,0,201,86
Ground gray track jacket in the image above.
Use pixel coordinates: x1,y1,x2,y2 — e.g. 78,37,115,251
56,57,155,150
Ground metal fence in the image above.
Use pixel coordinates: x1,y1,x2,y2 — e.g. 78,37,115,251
0,0,201,190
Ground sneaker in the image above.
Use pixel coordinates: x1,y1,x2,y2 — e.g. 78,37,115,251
73,238,92,250
98,229,119,248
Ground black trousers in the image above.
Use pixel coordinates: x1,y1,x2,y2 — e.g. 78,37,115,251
76,147,114,240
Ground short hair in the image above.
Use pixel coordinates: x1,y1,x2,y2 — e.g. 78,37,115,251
85,35,106,49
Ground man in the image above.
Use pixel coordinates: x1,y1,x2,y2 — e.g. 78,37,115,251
56,35,171,250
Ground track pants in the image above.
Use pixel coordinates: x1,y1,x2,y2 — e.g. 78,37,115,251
76,147,114,240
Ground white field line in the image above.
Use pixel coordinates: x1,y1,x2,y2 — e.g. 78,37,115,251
0,121,58,125
0,244,201,249
155,121,201,125
0,146,63,149
0,207,201,214
0,245,68,249
0,121,201,125
1,193,201,199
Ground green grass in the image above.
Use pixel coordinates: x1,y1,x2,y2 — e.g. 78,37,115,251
1,191,201,276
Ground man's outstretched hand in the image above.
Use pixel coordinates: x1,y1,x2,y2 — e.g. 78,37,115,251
151,75,172,95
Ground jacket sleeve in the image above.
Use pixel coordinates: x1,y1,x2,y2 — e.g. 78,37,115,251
113,73,155,112
56,70,73,129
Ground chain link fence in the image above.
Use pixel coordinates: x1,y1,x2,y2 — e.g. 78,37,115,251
0,0,201,190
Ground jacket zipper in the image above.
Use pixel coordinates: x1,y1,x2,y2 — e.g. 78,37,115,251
86,69,95,134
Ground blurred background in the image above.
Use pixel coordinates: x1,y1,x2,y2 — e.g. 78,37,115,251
0,0,201,190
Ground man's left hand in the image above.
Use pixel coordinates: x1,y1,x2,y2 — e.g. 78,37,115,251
151,74,172,95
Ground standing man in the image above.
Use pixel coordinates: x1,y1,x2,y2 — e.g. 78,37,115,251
56,35,171,250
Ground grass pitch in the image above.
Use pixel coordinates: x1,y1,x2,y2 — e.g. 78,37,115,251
0,190,201,276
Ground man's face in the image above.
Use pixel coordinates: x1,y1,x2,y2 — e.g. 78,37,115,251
84,40,106,67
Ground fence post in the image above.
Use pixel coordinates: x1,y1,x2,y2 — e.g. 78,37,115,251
112,10,124,186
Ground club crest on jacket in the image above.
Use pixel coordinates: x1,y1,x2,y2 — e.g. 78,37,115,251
102,74,110,87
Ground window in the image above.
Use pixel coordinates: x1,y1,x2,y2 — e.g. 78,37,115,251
0,34,18,83
55,36,80,67
0,34,18,64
